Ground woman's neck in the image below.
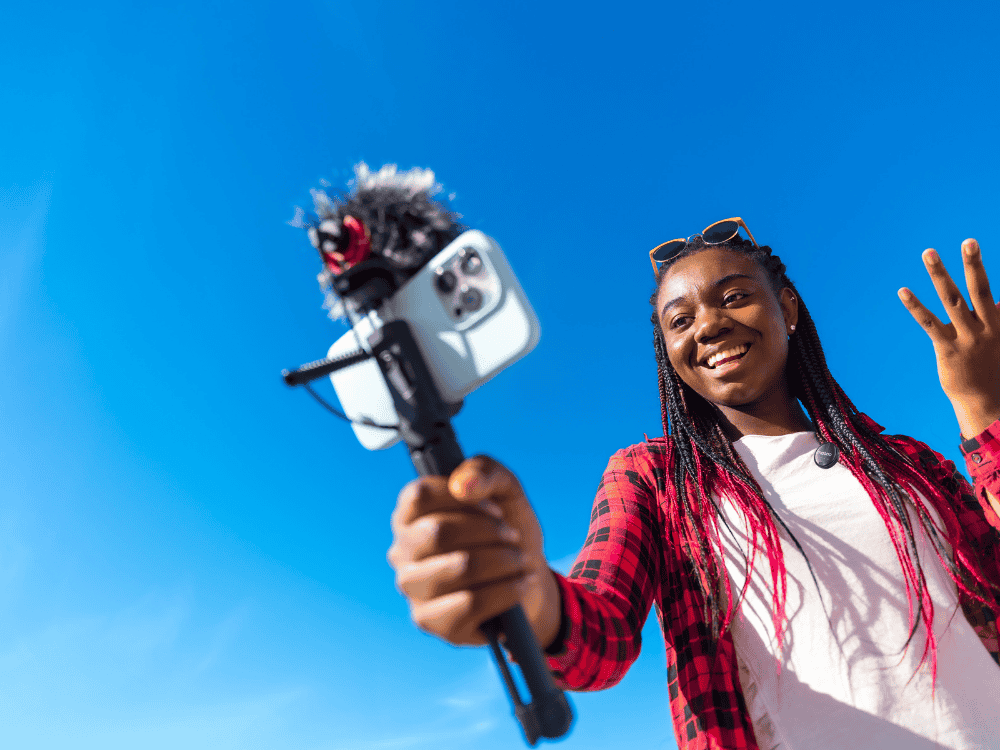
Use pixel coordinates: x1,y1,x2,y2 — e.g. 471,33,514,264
715,385,814,440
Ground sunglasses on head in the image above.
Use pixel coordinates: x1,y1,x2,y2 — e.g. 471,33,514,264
648,217,759,275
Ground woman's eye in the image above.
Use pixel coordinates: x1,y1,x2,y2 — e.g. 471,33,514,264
724,291,749,305
669,316,691,329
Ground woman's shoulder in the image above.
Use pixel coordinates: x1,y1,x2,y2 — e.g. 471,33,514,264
860,414,946,467
609,434,675,461
850,414,962,488
601,435,676,495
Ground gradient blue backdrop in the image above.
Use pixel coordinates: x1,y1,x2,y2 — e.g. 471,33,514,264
2,1,999,747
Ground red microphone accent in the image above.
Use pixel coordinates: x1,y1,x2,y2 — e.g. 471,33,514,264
324,216,372,274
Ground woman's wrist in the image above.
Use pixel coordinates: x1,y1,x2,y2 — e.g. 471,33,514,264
524,567,564,651
951,396,1000,440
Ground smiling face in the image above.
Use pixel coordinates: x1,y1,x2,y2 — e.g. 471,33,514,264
656,247,801,432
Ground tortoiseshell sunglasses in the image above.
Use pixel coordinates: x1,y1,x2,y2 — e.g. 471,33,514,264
649,217,759,275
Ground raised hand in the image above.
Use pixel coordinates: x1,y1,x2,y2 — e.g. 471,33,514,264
898,239,1000,439
387,456,562,648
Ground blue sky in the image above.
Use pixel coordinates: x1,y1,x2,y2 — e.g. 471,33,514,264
2,0,999,747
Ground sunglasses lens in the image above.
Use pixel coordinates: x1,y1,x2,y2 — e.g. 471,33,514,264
702,220,740,244
652,240,687,263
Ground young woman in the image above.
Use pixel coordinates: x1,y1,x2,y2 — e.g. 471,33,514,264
386,220,1000,749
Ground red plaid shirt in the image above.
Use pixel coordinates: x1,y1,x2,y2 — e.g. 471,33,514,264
545,418,1000,750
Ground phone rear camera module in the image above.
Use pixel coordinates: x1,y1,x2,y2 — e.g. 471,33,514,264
435,269,458,294
459,250,483,275
458,286,483,312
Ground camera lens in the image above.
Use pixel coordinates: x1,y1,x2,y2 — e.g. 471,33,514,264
459,286,483,312
435,269,457,293
459,250,483,275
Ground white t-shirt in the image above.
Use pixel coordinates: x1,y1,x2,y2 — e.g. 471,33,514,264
716,431,1000,750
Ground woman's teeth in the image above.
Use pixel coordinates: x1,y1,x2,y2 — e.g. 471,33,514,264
706,344,750,368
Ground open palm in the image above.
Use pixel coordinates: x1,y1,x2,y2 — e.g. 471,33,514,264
898,239,1000,439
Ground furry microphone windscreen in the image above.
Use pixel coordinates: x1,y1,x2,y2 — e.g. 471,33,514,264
290,163,466,321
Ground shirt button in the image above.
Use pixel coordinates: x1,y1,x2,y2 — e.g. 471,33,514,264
972,454,983,464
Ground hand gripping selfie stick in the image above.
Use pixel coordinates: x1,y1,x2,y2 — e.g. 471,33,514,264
283,260,573,746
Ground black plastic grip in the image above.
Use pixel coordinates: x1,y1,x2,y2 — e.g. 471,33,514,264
481,608,574,744
409,418,574,745
344,320,573,745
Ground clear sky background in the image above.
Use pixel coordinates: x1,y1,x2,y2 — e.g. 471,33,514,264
2,1,999,748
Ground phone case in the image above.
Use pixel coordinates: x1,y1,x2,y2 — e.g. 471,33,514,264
327,230,541,451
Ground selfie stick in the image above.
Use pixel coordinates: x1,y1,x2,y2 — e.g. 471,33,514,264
282,269,573,746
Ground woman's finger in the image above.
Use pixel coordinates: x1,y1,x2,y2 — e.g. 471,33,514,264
402,511,521,561
961,239,999,326
409,577,525,646
392,476,503,533
449,455,525,504
898,287,950,342
395,546,527,602
923,249,977,331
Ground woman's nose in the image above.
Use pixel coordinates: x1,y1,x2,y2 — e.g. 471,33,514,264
694,308,734,343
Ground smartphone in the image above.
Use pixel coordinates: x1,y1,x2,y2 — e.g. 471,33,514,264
326,230,542,451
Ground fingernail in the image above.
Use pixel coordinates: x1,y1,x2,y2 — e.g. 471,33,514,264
479,500,503,518
964,240,980,256
451,474,478,496
925,249,940,264
898,288,912,302
500,524,520,543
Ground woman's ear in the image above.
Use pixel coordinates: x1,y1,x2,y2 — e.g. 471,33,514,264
779,287,798,334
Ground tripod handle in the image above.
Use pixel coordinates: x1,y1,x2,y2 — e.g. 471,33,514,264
482,608,574,744
410,438,574,746
373,320,573,745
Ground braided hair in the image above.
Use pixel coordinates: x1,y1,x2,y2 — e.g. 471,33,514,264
649,235,998,685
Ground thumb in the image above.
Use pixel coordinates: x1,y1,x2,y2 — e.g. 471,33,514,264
448,455,524,505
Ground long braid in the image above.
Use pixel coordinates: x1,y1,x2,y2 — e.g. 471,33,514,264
649,235,1000,686
653,320,809,650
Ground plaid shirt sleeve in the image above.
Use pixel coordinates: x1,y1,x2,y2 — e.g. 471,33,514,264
543,441,760,750
886,420,1000,666
544,444,666,691
958,419,1000,531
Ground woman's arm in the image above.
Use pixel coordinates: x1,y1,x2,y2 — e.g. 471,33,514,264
899,238,1000,522
545,443,667,691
